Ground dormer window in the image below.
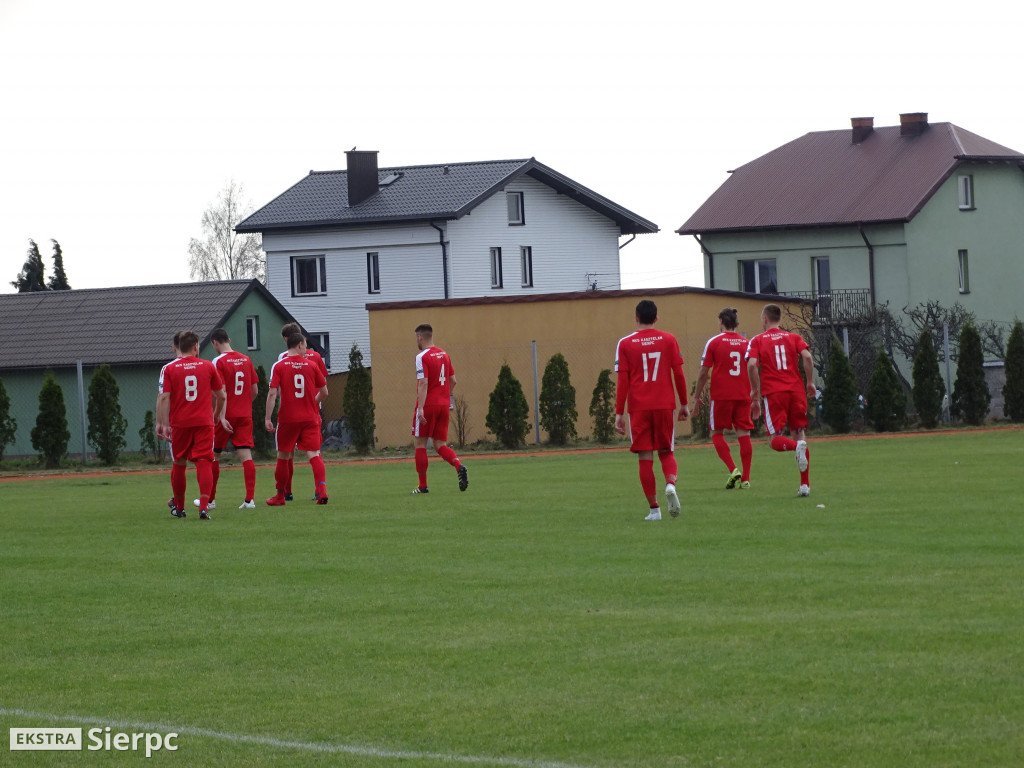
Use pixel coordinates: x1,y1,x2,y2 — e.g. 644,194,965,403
958,175,975,210
507,192,524,225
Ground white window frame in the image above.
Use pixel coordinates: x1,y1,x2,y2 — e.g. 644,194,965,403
738,258,777,294
245,316,260,350
367,252,380,294
520,246,533,287
291,255,327,297
490,247,503,288
958,249,970,294
958,175,975,210
308,332,330,369
507,192,524,226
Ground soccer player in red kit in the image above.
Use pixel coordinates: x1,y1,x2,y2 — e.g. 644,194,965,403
410,323,468,494
614,300,690,521
277,322,329,501
745,303,817,496
265,333,329,506
203,328,259,509
693,307,754,489
156,330,228,520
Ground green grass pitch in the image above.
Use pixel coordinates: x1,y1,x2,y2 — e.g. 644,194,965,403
2,430,1023,767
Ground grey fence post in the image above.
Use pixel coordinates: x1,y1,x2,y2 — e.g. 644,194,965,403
532,340,541,445
76,359,88,463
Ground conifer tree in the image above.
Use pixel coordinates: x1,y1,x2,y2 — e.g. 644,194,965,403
87,365,127,464
912,328,945,428
139,410,159,459
47,239,71,290
11,239,47,292
589,369,616,443
951,322,990,425
865,348,906,432
1003,320,1024,422
251,364,274,458
0,376,17,462
821,336,858,433
539,353,578,445
486,364,531,449
343,344,375,454
31,371,70,468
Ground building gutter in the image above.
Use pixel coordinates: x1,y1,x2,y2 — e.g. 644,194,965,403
693,235,714,288
858,224,876,308
430,222,450,299
618,234,637,249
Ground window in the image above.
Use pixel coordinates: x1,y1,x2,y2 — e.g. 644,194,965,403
813,257,831,316
308,333,330,369
520,246,533,287
245,316,260,350
958,249,970,293
958,175,975,210
490,247,503,288
367,252,380,294
738,258,777,294
292,255,326,296
507,192,524,225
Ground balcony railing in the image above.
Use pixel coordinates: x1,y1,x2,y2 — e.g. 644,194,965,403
777,289,872,323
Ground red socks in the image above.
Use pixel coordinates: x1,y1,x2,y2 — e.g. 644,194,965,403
209,460,220,502
195,459,213,509
285,457,294,495
658,451,677,484
243,459,256,501
415,447,429,489
738,435,753,481
437,445,461,469
310,455,326,490
712,433,736,471
274,459,289,497
639,459,657,506
801,446,811,486
171,463,187,509
771,435,798,453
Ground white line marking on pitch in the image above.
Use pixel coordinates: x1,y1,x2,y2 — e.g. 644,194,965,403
0,707,595,768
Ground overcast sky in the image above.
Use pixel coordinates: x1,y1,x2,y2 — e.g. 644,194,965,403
3,0,1023,294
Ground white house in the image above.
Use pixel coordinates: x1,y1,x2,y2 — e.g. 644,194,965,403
236,152,657,371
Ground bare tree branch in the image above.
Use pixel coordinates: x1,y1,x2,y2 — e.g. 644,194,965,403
188,180,265,283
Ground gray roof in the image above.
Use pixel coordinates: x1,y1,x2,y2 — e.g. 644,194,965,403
237,158,658,235
677,121,1024,235
0,280,292,370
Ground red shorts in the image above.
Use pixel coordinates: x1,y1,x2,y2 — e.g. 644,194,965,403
709,399,754,432
627,409,676,453
170,425,215,463
411,403,450,442
275,420,322,453
215,417,254,451
762,390,809,435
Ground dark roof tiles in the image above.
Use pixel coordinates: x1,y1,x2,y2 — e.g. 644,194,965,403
677,122,1024,234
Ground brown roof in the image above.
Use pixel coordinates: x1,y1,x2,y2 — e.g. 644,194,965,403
677,121,1024,235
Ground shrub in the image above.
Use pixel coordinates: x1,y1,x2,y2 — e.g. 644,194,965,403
821,337,858,433
486,364,531,449
912,329,945,428
689,380,710,441
139,410,160,459
589,369,616,443
251,364,274,459
31,371,70,468
1003,320,1024,422
343,344,375,454
539,353,578,445
0,376,17,462
951,322,990,425
87,364,127,465
865,349,906,432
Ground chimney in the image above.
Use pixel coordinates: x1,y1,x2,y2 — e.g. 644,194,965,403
899,112,929,137
346,150,379,207
851,117,874,144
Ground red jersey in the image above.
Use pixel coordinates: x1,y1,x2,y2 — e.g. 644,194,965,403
270,355,326,423
745,328,809,395
415,346,454,408
159,356,224,428
701,332,751,401
213,351,257,420
279,348,329,378
614,329,687,413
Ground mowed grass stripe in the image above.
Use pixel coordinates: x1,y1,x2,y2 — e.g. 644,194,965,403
1,431,1023,767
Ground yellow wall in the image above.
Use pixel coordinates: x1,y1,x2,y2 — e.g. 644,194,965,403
367,289,808,448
